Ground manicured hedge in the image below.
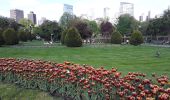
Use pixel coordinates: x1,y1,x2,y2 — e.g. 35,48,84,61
65,27,82,47
3,28,19,45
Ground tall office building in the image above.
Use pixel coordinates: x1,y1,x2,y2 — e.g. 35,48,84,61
119,2,134,16
63,4,73,15
139,15,143,22
104,7,110,19
10,9,24,22
28,11,37,25
146,11,151,21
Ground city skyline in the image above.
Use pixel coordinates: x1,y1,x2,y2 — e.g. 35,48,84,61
10,9,24,22
28,11,37,24
0,0,170,21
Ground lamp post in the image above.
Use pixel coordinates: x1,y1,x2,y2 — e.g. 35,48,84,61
29,25,32,34
51,34,53,43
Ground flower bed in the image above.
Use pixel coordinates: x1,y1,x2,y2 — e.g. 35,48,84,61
0,58,169,100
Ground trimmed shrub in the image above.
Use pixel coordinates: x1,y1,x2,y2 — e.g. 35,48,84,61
111,31,122,44
65,27,82,47
0,30,5,46
3,28,19,45
18,29,28,42
130,30,144,46
61,29,67,45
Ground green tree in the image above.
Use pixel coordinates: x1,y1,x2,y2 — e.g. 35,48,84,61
3,28,19,45
61,29,68,45
111,31,123,44
100,21,114,37
19,18,34,32
65,27,82,47
116,14,138,35
74,20,92,39
0,16,10,30
0,16,20,31
146,18,163,39
0,29,5,46
38,20,62,41
87,20,99,34
146,9,170,39
130,30,144,46
18,29,28,42
59,12,75,29
162,9,170,34
139,21,149,35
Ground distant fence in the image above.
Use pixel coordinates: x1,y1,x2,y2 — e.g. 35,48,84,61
83,35,170,44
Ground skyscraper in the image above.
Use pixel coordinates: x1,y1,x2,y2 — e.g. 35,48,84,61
28,11,37,25
104,7,110,19
139,15,143,22
119,2,134,16
10,9,24,22
63,4,73,15
146,11,151,21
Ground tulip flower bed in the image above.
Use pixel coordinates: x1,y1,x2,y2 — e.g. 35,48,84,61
0,58,169,100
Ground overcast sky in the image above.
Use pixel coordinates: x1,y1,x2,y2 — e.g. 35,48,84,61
0,0,170,21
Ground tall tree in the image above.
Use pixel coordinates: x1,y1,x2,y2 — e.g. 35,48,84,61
116,14,138,35
162,9,170,34
100,21,114,37
59,12,75,29
0,16,19,31
146,9,170,38
74,20,92,39
38,20,62,41
88,20,99,34
19,18,34,32
139,21,149,35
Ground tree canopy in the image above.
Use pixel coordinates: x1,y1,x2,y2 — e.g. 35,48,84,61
100,21,114,37
74,20,93,39
0,16,20,31
59,12,75,29
36,20,62,41
116,14,138,35
19,18,34,32
87,20,99,34
146,9,170,38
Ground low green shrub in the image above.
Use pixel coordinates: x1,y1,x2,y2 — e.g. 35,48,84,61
130,30,144,46
111,31,122,44
3,28,19,45
65,27,82,47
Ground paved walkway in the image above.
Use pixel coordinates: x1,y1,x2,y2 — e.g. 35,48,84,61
143,43,170,48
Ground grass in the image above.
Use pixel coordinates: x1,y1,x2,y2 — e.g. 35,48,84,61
0,40,170,77
0,82,56,100
0,40,170,99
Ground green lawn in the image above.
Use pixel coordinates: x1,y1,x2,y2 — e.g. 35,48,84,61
0,41,170,77
0,41,170,99
0,82,56,100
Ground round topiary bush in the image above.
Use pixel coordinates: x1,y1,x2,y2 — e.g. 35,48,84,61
111,31,122,44
0,29,5,46
64,27,82,47
61,29,68,45
130,30,144,46
3,28,19,45
18,29,28,42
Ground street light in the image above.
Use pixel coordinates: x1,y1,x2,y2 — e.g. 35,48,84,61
51,34,53,43
29,25,32,34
